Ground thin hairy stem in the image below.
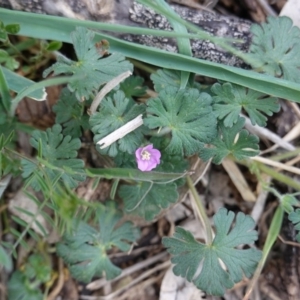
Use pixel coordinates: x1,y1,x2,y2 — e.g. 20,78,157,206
186,175,213,245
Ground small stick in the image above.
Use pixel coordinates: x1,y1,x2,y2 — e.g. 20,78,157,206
251,156,300,176
89,70,132,115
97,114,143,149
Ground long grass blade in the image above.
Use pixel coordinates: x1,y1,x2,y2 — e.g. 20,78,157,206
0,9,300,102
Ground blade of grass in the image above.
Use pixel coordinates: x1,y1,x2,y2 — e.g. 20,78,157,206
154,0,192,88
0,9,300,102
243,205,283,300
0,8,210,42
2,66,46,101
86,168,190,182
137,0,245,60
10,75,82,115
0,65,11,112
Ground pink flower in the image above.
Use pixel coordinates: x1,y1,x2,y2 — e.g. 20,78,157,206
135,144,161,172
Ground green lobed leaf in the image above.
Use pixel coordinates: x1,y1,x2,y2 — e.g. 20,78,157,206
280,194,299,214
8,271,43,300
52,88,89,138
56,201,140,282
113,151,137,168
7,253,50,300
90,90,146,157
118,181,178,221
155,151,188,177
199,116,260,164
150,136,188,186
43,27,133,100
23,253,51,283
212,82,280,127
288,208,300,242
0,50,19,70
248,16,300,83
119,76,147,98
21,124,86,190
163,208,262,296
144,87,217,156
151,69,200,93
5,23,20,34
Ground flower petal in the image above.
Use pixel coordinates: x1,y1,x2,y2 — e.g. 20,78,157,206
135,147,143,159
135,144,161,172
150,149,161,163
143,144,154,152
137,159,150,171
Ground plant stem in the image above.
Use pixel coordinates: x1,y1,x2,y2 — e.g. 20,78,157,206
256,162,300,190
243,205,283,300
148,127,171,137
5,39,29,63
128,58,157,74
186,175,213,245
268,147,300,161
240,159,300,191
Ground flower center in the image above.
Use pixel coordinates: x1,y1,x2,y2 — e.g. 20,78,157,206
141,150,151,161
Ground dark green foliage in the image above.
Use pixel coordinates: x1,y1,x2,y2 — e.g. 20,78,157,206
151,69,201,92
150,136,188,175
212,82,280,127
281,194,299,214
199,117,260,164
119,181,178,221
8,253,51,300
8,271,43,300
90,90,146,157
43,27,133,100
56,202,140,282
21,124,85,190
53,88,89,138
163,208,262,296
0,49,19,70
144,87,217,156
119,76,147,98
249,16,300,83
288,209,300,242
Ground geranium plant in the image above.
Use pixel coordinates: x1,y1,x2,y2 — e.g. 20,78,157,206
1,0,300,299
